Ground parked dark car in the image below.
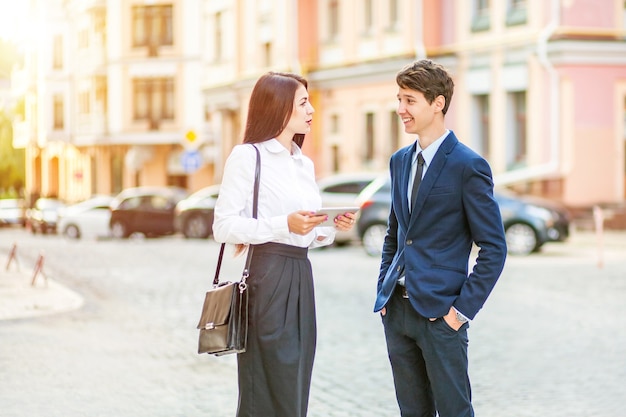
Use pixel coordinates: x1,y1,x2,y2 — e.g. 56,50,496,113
355,176,570,256
109,187,188,239
26,198,66,234
0,198,26,227
174,185,220,239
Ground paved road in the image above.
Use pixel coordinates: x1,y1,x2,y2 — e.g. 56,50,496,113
0,228,625,416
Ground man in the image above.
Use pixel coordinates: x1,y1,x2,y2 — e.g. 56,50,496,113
374,59,507,417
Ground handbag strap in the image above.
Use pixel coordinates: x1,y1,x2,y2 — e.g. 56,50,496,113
212,144,261,287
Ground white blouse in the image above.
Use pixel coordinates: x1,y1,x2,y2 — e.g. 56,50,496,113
212,139,336,248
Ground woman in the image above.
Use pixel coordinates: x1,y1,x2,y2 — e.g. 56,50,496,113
212,71,356,417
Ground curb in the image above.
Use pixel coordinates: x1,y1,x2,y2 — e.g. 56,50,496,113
0,269,84,321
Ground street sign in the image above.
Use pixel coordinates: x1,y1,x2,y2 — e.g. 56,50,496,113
180,150,203,173
185,130,197,144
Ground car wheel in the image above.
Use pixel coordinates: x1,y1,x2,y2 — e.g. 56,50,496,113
183,214,211,239
362,223,387,257
505,222,538,256
110,221,128,239
64,224,80,239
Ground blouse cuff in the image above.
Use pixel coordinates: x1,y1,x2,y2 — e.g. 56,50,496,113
271,214,291,238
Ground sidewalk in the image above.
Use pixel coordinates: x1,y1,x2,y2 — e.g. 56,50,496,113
0,266,84,321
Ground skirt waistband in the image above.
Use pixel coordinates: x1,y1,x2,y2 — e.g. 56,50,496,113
251,242,308,259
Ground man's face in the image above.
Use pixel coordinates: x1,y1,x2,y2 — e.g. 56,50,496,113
396,87,439,136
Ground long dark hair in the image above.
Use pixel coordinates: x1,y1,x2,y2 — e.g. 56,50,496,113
243,72,308,147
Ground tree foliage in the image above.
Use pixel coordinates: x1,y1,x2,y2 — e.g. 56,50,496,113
0,40,25,198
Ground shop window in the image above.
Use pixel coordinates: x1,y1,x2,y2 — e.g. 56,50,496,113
472,94,490,158
364,112,375,163
389,110,399,156
506,91,527,170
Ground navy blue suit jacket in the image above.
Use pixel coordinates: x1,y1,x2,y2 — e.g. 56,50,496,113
373,131,507,320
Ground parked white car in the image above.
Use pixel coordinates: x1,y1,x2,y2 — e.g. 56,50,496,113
57,195,114,239
0,198,26,227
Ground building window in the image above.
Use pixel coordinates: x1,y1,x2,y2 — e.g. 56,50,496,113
364,112,375,162
389,110,399,156
363,0,373,35
78,29,89,48
262,41,272,67
53,95,64,129
78,91,90,114
389,0,399,29
472,94,490,158
330,114,340,133
471,0,490,32
95,76,108,113
132,4,173,54
506,91,527,170
53,35,63,69
94,8,106,37
214,11,223,62
506,0,527,26
111,154,123,195
328,0,339,40
331,144,340,172
133,78,175,130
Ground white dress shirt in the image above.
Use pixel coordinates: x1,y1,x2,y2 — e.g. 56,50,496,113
213,139,335,248
407,129,449,210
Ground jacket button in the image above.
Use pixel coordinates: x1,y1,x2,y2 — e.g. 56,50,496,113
406,239,412,245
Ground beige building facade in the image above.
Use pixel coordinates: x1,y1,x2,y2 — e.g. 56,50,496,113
11,0,626,210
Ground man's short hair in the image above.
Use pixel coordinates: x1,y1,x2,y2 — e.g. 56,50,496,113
396,59,455,115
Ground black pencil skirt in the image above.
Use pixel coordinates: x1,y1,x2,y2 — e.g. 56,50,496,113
236,242,316,417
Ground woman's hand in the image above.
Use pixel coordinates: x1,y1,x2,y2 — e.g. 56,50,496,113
288,210,328,235
334,212,356,231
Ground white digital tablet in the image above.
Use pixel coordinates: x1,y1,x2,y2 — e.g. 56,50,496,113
314,207,360,227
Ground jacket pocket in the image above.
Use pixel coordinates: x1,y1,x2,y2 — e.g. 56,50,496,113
428,186,455,196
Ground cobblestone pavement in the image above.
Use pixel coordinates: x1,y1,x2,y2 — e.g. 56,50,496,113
0,228,625,417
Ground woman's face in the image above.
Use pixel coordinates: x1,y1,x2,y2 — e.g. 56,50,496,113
285,84,314,135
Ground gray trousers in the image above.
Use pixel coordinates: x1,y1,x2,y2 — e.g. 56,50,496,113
236,243,315,417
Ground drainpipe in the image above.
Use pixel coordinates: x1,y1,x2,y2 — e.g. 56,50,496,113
494,0,561,186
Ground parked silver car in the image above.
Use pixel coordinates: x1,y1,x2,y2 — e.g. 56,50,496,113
317,172,381,245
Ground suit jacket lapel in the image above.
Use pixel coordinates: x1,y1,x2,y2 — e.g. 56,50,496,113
398,144,415,227
409,133,458,224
